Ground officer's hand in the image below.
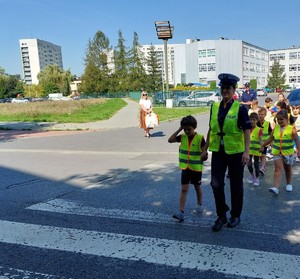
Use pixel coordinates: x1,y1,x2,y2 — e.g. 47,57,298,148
201,151,208,161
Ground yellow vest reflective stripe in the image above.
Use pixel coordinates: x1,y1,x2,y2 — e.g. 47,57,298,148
261,120,270,141
179,134,203,172
250,126,262,156
209,101,244,154
272,125,294,156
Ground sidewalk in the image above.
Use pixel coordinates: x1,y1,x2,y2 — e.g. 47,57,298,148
0,98,140,131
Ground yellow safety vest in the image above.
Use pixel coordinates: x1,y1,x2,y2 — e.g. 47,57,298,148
250,126,262,156
261,120,270,141
179,133,203,172
272,125,294,156
209,101,244,154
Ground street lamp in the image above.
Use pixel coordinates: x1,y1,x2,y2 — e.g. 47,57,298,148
154,21,174,99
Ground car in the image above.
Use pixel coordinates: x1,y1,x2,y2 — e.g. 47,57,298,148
276,88,285,93
174,90,221,107
285,86,292,93
256,89,267,97
11,98,29,103
286,89,300,106
152,92,167,105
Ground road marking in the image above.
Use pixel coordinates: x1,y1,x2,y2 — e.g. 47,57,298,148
27,199,285,237
0,220,299,279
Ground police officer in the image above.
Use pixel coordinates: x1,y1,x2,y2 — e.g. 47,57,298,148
201,73,251,232
240,82,257,110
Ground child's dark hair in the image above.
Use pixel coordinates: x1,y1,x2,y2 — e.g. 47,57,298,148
180,115,197,129
249,112,263,128
276,110,289,120
265,97,273,103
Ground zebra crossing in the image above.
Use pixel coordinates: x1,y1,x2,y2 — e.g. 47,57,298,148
0,197,299,279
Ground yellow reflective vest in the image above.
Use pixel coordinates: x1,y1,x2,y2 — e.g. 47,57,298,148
209,101,244,154
272,125,294,156
179,133,203,172
250,126,262,156
261,120,270,141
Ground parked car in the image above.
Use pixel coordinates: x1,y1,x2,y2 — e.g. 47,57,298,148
276,88,285,93
174,90,221,107
286,89,300,106
11,98,29,103
235,89,244,100
257,88,267,97
152,92,167,105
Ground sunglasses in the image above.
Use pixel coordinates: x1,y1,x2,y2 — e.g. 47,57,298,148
143,94,147,96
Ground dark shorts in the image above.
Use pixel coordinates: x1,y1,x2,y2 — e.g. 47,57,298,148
181,168,202,185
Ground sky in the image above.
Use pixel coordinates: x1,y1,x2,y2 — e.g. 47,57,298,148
1,0,299,77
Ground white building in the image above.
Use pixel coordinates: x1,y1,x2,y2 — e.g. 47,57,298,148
19,39,63,84
269,46,300,88
139,43,182,85
173,39,269,89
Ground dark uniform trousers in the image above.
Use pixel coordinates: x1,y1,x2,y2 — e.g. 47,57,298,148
211,145,244,219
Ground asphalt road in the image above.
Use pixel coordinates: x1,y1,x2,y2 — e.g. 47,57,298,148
0,103,299,279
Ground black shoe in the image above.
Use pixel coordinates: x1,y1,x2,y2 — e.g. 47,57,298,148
227,217,241,228
212,217,227,232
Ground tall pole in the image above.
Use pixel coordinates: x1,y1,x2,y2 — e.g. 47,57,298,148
164,39,169,98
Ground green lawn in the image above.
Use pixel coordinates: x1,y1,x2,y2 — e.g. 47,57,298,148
0,98,210,123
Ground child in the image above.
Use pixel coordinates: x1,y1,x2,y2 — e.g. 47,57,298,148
248,99,259,115
247,113,263,186
291,105,300,161
261,110,300,195
263,97,273,122
258,107,272,174
168,115,207,222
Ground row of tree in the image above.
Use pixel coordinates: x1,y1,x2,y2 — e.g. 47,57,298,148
0,30,288,99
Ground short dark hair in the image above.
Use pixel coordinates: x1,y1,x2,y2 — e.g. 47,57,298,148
180,115,197,129
276,110,289,120
265,97,273,103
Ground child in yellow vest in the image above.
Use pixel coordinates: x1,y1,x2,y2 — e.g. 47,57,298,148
261,110,300,195
168,115,207,222
247,113,263,186
258,107,272,174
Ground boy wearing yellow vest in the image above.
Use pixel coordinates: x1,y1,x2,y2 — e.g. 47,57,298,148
168,115,207,222
261,110,300,195
247,112,263,186
258,107,272,174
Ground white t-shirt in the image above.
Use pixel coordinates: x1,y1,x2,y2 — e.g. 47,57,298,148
139,99,152,109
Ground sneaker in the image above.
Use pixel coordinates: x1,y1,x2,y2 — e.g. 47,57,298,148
259,168,265,175
172,211,184,222
269,187,279,195
247,175,254,183
286,184,293,192
266,153,273,160
192,204,203,214
253,178,260,186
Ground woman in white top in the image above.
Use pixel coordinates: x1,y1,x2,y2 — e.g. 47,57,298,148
139,91,153,138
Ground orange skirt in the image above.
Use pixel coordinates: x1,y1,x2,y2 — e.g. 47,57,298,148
139,110,147,129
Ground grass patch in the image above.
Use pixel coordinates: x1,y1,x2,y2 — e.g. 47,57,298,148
0,98,127,123
154,107,210,122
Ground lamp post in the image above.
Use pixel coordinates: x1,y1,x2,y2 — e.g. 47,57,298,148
154,21,173,99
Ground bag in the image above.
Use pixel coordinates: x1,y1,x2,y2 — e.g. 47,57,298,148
145,112,159,128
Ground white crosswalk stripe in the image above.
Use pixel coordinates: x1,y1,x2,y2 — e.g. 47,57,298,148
0,198,299,278
0,219,300,279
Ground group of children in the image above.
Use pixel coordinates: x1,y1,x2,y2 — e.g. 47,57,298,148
247,95,300,195
168,94,300,222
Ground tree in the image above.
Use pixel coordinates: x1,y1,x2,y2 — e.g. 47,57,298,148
267,60,286,90
37,64,72,95
111,29,129,92
81,31,111,93
146,44,162,93
0,70,23,98
127,32,147,91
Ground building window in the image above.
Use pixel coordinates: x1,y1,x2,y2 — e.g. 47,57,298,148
243,61,249,71
207,49,215,57
289,64,297,71
207,63,215,71
250,49,255,58
198,50,206,58
243,47,249,56
289,52,297,59
250,63,255,71
199,64,207,72
289,76,297,82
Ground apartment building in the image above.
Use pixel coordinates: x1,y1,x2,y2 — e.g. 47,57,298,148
139,43,182,85
269,46,300,88
19,39,63,84
173,39,269,89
